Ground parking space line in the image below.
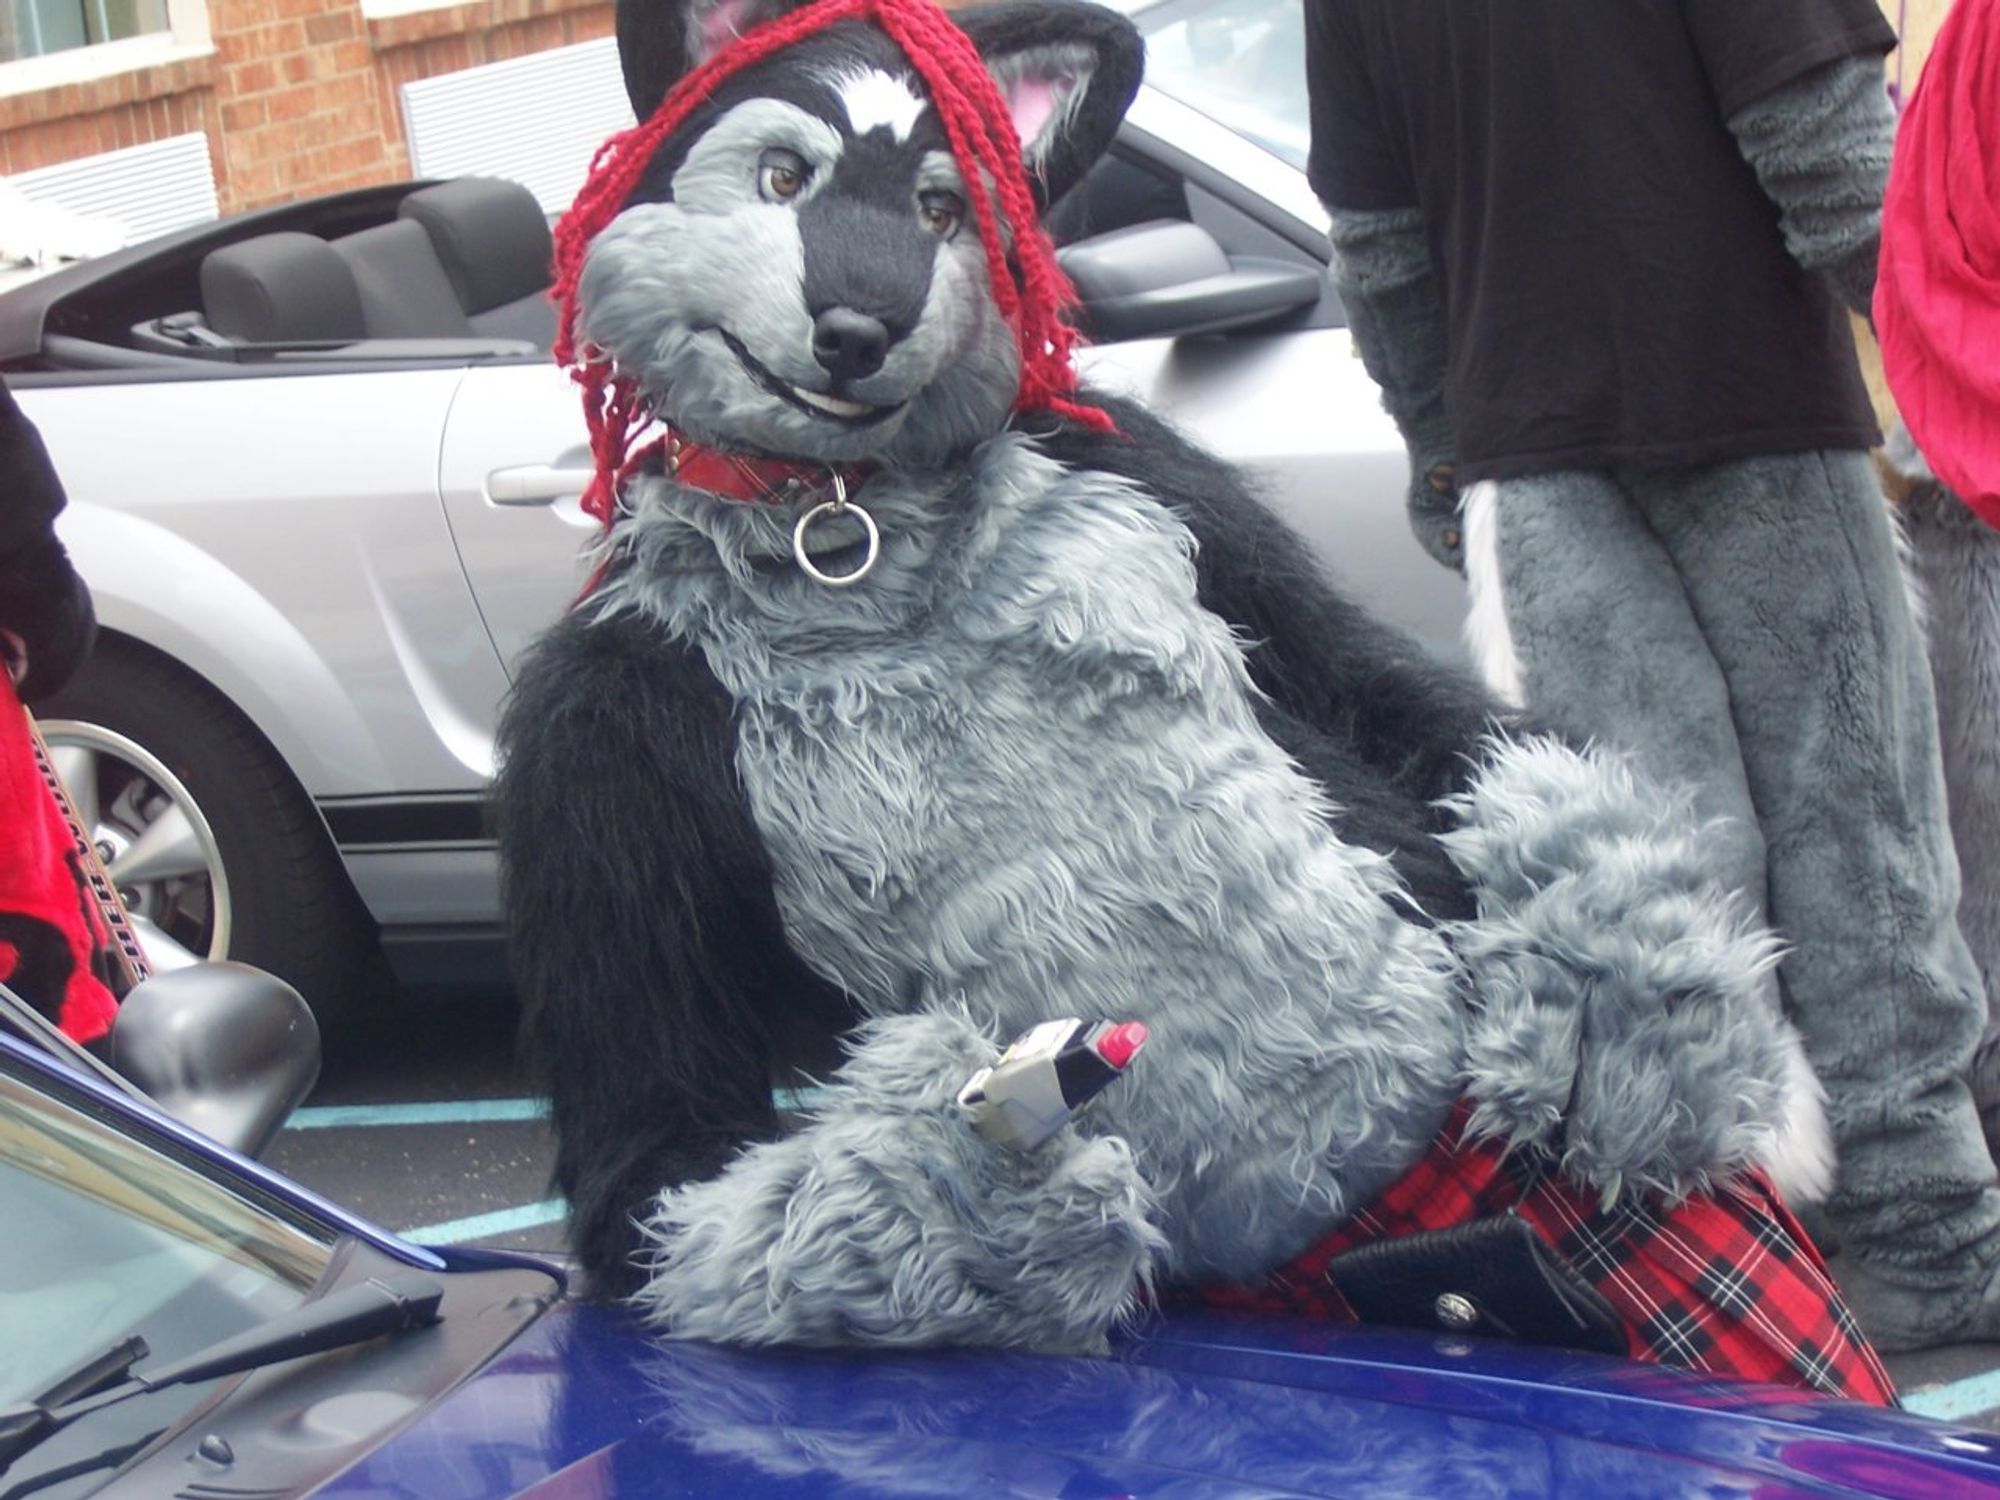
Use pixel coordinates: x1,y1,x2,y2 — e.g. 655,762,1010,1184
285,1087,834,1249
288,1098,549,1129
401,1198,569,1245
1901,1369,2000,1423
289,1087,828,1132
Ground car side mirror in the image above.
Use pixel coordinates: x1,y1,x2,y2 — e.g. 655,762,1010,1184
110,962,321,1159
1059,218,1324,343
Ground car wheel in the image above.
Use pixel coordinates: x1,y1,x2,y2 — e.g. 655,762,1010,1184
35,640,377,1031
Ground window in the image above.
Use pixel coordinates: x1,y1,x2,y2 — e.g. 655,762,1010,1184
1133,0,1310,170
0,1063,333,1406
2,0,171,63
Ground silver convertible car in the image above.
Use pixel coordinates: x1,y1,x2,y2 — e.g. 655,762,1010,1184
0,0,1463,1028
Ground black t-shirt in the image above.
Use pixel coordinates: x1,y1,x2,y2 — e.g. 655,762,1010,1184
1305,0,1895,482
0,377,95,701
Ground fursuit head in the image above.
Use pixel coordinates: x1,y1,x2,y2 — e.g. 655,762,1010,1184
494,0,1836,1356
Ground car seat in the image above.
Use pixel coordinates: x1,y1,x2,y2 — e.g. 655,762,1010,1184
397,177,557,348
200,223,479,344
198,231,368,343
330,219,479,339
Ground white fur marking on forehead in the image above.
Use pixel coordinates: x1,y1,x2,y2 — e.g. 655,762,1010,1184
832,67,929,141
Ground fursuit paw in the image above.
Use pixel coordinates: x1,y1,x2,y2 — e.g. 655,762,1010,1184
1440,734,1793,1203
630,1009,1163,1351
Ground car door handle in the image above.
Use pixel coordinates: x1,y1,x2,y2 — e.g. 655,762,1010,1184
487,464,594,504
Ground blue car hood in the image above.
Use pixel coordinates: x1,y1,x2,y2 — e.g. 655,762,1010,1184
315,1302,2000,1498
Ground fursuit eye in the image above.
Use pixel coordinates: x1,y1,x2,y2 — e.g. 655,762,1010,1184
919,191,964,239
759,149,810,202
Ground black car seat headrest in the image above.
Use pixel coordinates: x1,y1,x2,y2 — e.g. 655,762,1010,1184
398,177,556,346
199,232,366,344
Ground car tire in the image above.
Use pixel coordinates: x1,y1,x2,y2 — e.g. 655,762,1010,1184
35,638,377,1033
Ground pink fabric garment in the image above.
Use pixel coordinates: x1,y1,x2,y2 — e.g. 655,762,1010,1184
1876,0,2000,528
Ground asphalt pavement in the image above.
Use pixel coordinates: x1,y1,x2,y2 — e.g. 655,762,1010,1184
265,983,562,1255
267,978,2000,1431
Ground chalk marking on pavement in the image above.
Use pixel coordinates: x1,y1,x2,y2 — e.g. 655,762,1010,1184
401,1198,569,1245
1901,1368,2000,1423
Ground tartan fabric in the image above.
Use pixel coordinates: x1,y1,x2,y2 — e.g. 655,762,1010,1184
1179,1104,1896,1406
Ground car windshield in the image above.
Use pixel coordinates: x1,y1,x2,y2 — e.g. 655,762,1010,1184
1132,0,1309,168
0,1061,334,1407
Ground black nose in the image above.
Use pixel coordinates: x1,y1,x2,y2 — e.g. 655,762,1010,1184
811,308,889,382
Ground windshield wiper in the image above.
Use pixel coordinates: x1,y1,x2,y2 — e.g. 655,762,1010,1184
0,1270,442,1473
2,1338,150,1429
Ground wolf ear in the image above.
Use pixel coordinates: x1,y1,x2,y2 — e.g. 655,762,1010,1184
955,0,1145,212
616,0,798,120
615,0,1144,211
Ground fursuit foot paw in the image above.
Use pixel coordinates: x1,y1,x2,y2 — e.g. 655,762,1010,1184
631,1010,1164,1352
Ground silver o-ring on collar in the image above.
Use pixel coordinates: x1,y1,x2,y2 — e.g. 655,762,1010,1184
792,472,880,587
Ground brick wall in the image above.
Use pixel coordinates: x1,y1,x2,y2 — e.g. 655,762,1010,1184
0,53,219,178
211,0,398,207
1,0,613,215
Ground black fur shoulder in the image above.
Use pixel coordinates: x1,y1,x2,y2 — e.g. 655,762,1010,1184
494,603,852,1293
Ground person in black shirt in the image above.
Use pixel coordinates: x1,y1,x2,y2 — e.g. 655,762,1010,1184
0,377,94,701
1308,0,2000,1352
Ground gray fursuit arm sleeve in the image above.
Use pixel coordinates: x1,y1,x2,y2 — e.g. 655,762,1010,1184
1727,54,1894,317
1326,205,1452,471
1326,205,1461,569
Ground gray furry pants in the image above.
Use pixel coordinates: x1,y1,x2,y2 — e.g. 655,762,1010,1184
1902,484,2000,1044
1467,448,2000,1275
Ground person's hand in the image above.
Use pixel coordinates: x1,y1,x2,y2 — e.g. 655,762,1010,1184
1407,461,1466,574
0,629,26,688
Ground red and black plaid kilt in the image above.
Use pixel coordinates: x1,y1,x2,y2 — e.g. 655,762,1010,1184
1180,1104,1896,1406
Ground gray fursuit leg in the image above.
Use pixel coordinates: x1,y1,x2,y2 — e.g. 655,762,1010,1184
1492,450,2000,1349
1481,469,1773,927
1901,481,2000,1151
1901,484,2000,1030
1478,469,1829,1200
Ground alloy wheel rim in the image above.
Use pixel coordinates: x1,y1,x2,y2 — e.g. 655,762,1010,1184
36,719,230,972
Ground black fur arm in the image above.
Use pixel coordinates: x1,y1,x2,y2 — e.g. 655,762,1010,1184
493,606,851,1296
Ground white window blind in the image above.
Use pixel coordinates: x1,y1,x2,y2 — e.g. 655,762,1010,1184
401,36,633,216
7,130,216,245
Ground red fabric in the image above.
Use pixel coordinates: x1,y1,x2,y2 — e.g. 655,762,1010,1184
550,0,1114,531
0,675,117,1043
1875,0,2000,527
1177,1105,1896,1406
634,431,872,508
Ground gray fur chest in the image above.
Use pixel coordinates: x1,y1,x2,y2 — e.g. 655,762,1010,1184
594,435,1466,1277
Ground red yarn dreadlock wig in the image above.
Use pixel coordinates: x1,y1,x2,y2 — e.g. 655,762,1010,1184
552,0,1141,524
